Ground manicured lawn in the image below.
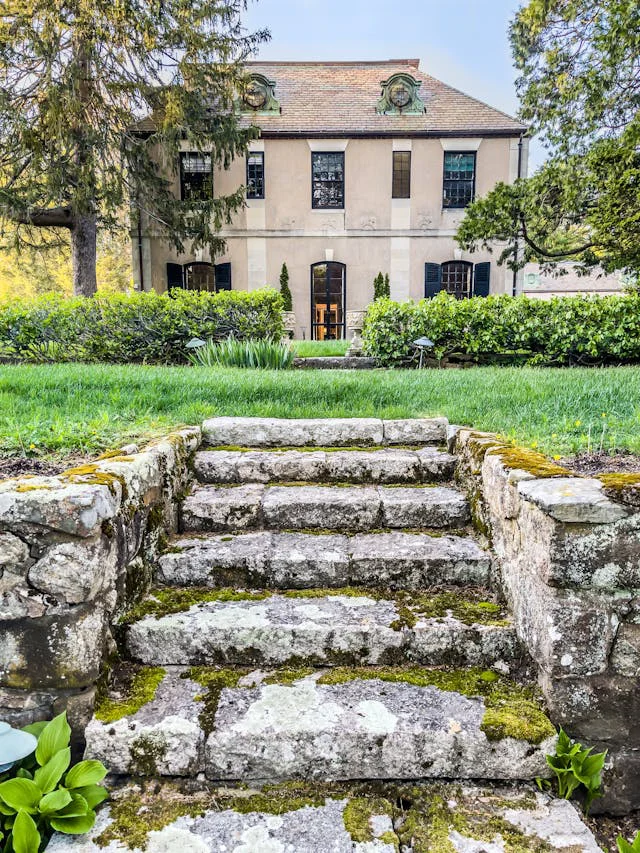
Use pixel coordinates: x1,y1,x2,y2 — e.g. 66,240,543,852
1,363,639,458
292,340,350,357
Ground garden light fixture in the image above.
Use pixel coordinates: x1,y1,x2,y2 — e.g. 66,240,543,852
0,721,37,772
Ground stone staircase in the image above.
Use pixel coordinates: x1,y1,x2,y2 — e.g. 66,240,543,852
58,419,603,851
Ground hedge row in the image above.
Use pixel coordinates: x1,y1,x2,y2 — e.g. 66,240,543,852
0,289,284,364
362,292,640,366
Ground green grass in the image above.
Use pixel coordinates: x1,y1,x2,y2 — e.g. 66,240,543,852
1,363,639,458
293,340,350,357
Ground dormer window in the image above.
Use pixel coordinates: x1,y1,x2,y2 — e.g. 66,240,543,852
239,74,280,114
377,73,425,115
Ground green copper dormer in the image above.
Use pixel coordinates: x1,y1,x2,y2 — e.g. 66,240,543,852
377,73,425,115
237,73,280,114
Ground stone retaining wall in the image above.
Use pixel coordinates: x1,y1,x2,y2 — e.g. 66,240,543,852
0,428,200,738
454,428,640,814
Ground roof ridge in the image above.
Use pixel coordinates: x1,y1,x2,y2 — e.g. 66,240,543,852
245,59,420,67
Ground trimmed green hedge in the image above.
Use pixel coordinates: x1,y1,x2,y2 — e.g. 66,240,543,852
362,292,640,367
0,289,284,364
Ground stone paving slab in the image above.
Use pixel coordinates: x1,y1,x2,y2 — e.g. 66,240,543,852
84,667,204,776
125,593,518,668
206,676,554,782
46,783,602,852
193,447,456,484
202,417,448,448
518,477,630,524
157,531,492,589
181,485,470,533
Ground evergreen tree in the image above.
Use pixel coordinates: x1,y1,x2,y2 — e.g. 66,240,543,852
0,1,268,295
373,272,384,300
279,262,293,311
383,273,391,298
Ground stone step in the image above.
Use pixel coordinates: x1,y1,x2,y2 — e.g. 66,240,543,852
194,447,457,485
123,590,520,669
158,531,492,590
47,780,602,852
202,416,448,448
85,666,556,783
180,485,470,533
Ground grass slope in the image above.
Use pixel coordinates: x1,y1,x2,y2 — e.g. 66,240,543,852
0,363,638,457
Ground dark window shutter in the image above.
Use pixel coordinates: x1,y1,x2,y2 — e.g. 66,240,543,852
473,262,491,297
215,262,232,291
424,263,442,298
167,263,183,292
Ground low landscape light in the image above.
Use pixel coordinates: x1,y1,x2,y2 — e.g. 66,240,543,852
413,337,435,369
0,721,37,773
186,338,207,349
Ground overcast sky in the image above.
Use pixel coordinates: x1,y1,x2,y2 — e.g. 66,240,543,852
243,0,546,170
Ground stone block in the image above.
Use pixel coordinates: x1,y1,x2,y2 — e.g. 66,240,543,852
28,535,117,605
180,485,264,532
380,486,469,528
262,486,381,531
518,477,630,524
382,418,448,445
202,417,385,447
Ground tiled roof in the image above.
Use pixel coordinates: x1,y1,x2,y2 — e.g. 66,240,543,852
242,59,526,136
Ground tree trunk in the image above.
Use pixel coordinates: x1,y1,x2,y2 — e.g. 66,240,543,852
71,213,97,297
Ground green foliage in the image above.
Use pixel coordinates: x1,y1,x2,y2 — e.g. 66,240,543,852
188,336,294,369
362,291,640,367
0,713,108,852
458,0,640,274
279,263,293,312
0,0,268,294
293,339,349,357
0,289,284,364
373,272,391,301
618,832,640,852
539,729,606,814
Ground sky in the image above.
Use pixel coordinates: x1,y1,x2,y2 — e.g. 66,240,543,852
242,0,546,170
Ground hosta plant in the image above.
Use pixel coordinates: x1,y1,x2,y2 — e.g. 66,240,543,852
538,728,606,814
0,713,108,852
618,832,640,853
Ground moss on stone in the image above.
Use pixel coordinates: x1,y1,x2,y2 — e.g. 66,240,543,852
61,463,128,499
317,666,555,745
14,483,54,492
263,667,317,684
488,446,571,479
342,796,396,845
182,666,251,735
389,591,507,630
120,587,271,623
129,734,167,776
598,472,640,490
94,666,166,723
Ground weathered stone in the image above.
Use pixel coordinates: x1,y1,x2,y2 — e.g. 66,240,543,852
594,748,640,815
195,449,328,484
0,479,119,538
518,477,629,524
323,450,421,484
348,532,491,588
501,795,601,851
416,447,457,480
380,486,469,528
262,486,381,531
611,623,640,676
202,417,385,447
84,667,204,776
382,417,447,445
125,593,518,668
206,676,554,782
28,536,117,605
0,531,30,571
180,485,264,533
158,531,491,590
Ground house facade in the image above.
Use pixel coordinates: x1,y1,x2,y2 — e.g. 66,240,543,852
133,59,528,340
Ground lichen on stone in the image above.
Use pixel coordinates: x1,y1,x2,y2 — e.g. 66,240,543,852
61,463,128,499
182,666,251,735
317,666,555,745
94,666,166,723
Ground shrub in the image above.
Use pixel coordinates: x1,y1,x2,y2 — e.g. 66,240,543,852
188,336,295,369
0,289,284,365
279,263,293,312
373,272,390,301
0,712,108,852
362,291,640,367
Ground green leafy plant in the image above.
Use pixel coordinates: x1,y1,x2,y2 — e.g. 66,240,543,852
279,263,293,313
0,713,108,852
373,272,390,301
538,729,606,814
618,832,640,852
187,336,294,370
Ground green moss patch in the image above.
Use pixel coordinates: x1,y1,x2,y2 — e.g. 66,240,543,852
182,667,251,735
343,796,397,847
317,666,555,745
95,666,166,723
120,587,271,623
488,446,571,479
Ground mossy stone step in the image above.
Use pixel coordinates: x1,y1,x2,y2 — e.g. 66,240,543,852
194,447,456,485
201,416,448,448
180,484,470,533
85,666,556,782
122,589,520,669
158,531,492,590
46,780,602,852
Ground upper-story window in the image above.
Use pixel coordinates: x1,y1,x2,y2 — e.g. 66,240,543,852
443,152,476,208
246,152,265,199
180,152,212,202
312,152,344,209
392,151,411,199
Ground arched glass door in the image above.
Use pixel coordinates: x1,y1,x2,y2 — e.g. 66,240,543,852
311,262,346,340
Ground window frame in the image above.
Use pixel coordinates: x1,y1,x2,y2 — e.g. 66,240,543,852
179,152,213,203
392,150,411,199
442,151,476,209
310,261,347,340
311,151,345,210
246,151,265,200
441,260,474,299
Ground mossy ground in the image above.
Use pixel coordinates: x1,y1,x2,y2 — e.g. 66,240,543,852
120,585,508,629
94,666,166,723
